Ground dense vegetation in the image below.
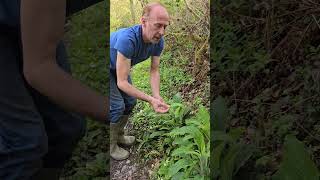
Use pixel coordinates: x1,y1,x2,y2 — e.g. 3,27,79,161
212,1,320,179
111,0,210,179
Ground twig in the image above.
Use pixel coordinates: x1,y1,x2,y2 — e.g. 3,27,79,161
292,20,312,56
305,0,320,6
312,14,320,30
194,36,209,64
232,71,238,119
226,9,265,22
232,99,274,106
275,7,311,18
295,121,320,142
269,95,317,118
184,0,201,20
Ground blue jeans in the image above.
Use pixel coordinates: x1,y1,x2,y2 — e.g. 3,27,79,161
109,69,137,123
0,27,86,179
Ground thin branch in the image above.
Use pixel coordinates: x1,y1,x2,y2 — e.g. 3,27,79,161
184,0,201,20
295,121,320,142
312,14,320,30
292,20,312,55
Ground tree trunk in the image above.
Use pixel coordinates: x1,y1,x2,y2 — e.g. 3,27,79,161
129,0,136,24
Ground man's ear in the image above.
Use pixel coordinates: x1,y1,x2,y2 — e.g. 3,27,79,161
140,17,146,25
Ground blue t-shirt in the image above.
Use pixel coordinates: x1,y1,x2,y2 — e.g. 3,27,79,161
110,25,164,70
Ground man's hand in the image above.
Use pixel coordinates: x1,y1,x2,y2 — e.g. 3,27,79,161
149,97,170,113
153,94,164,102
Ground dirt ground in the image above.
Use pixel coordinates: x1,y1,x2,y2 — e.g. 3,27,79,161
110,123,160,180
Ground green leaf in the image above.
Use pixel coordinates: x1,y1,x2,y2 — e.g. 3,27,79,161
172,137,190,146
212,96,229,132
228,127,245,141
272,135,320,180
170,126,205,153
172,93,182,103
168,159,191,177
212,131,233,142
221,143,254,180
171,145,200,157
212,142,225,172
149,131,165,138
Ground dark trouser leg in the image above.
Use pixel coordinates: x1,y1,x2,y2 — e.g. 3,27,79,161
109,69,136,123
0,30,48,180
0,29,85,179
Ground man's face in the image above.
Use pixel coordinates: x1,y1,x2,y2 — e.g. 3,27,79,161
142,7,170,44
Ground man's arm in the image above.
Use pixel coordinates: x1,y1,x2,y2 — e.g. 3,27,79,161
20,0,108,122
116,52,169,113
116,52,153,102
150,56,161,99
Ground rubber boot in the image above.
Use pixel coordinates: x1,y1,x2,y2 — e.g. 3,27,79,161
110,121,129,160
118,115,135,146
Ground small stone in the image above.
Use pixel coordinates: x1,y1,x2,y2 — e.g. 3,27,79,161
131,166,137,172
148,170,153,175
121,165,127,172
126,160,131,164
115,170,120,176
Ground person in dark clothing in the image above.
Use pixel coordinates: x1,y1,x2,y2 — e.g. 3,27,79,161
0,0,108,179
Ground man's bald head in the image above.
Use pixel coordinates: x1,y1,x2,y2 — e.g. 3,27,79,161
140,2,170,44
142,2,169,20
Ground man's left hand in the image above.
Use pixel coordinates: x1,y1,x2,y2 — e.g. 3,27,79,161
153,95,170,111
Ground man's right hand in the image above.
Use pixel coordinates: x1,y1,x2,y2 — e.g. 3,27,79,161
149,97,170,113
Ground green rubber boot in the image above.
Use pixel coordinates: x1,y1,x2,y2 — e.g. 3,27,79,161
110,122,129,160
118,115,135,146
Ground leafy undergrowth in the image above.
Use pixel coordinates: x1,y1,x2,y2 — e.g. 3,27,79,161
212,1,320,179
212,96,320,180
60,2,108,179
131,94,210,179
128,50,210,179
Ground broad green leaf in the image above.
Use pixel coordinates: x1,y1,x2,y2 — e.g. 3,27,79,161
272,135,320,180
212,96,229,132
168,159,191,177
212,131,233,142
149,131,165,138
212,142,225,171
172,93,182,103
172,172,185,180
170,126,205,153
228,127,245,141
171,145,200,157
221,143,254,180
173,137,191,146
